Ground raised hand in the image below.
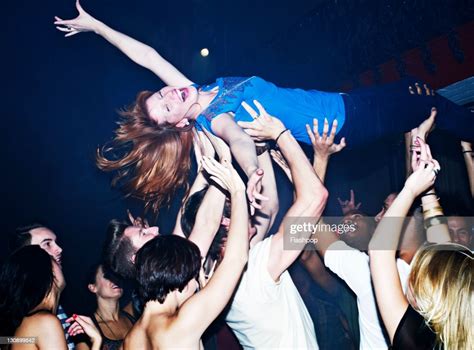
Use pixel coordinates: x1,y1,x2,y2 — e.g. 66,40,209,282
405,159,440,197
127,209,149,228
238,100,286,141
54,1,99,37
201,156,245,195
270,149,292,182
411,137,437,172
306,118,346,158
337,189,362,215
246,168,268,214
406,138,440,196
66,314,102,345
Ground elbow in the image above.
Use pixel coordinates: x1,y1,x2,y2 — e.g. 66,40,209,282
261,194,279,218
300,186,329,216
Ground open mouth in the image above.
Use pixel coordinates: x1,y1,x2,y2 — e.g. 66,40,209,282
178,88,188,102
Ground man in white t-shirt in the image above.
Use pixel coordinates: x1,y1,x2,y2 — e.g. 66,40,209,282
314,210,412,350
226,103,329,349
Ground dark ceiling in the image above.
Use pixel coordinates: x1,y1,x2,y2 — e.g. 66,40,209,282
26,0,472,89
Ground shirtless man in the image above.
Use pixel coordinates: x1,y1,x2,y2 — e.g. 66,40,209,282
123,157,249,349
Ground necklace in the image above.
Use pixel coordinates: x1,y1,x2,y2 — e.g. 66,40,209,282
95,311,120,340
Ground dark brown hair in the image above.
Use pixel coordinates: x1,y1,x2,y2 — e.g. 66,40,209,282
102,220,137,280
97,91,194,212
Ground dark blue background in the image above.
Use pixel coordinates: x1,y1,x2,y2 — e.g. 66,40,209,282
2,0,472,314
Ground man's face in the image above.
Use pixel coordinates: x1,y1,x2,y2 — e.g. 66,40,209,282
30,227,63,266
340,212,374,251
219,216,257,257
448,216,472,249
125,225,160,251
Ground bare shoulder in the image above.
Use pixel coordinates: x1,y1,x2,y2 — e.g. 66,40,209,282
124,321,150,350
15,312,67,349
17,311,62,333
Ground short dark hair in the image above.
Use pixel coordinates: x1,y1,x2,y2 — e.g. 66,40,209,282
102,220,137,280
9,223,46,252
135,235,201,304
0,245,55,335
181,187,229,261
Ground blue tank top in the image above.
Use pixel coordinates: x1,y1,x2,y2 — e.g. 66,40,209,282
195,76,345,144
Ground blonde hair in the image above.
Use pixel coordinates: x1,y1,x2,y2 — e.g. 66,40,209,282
409,243,473,350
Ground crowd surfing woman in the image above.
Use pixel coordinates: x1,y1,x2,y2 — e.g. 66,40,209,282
0,246,102,350
369,139,473,350
55,1,473,211
86,264,136,350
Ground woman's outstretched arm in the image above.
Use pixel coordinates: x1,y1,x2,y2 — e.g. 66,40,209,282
369,140,440,342
54,1,193,87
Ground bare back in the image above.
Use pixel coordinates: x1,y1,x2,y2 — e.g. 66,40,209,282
124,313,204,350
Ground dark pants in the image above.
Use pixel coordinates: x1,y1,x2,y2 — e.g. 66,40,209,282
339,77,473,149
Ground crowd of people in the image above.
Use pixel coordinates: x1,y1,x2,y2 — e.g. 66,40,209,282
1,1,473,349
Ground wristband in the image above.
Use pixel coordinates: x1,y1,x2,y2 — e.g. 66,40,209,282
462,150,473,154
421,192,437,198
275,129,290,145
256,142,270,156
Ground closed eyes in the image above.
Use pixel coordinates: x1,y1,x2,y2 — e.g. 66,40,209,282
157,91,170,112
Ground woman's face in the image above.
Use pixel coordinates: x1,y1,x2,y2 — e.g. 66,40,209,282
89,266,123,299
146,86,198,126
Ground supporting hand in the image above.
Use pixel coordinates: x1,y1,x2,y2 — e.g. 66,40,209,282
201,157,246,195
238,100,286,141
306,118,346,159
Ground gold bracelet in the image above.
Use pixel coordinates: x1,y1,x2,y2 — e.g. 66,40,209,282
423,205,443,213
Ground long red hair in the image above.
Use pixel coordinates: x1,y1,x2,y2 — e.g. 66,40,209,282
97,91,194,212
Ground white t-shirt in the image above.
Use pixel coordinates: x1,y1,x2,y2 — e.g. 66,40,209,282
324,240,411,350
226,236,318,349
